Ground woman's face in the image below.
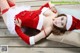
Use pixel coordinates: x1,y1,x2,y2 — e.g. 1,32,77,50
53,16,67,28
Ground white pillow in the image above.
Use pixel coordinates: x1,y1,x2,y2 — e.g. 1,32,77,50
47,31,80,47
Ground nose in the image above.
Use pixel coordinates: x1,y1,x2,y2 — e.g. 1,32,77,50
57,20,61,24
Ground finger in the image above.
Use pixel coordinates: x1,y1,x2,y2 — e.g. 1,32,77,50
15,19,18,24
17,18,19,23
18,18,21,24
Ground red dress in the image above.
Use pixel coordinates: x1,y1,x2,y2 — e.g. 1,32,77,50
15,3,51,45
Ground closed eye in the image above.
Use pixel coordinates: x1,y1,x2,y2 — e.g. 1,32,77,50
61,17,64,20
61,23,64,26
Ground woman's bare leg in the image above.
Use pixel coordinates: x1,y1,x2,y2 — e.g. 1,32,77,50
7,0,15,7
0,0,10,14
0,0,10,25
0,0,15,16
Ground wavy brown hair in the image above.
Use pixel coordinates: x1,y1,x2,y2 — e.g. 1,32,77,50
52,14,67,35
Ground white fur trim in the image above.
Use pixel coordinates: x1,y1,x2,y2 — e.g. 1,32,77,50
37,14,44,30
41,7,49,14
3,6,31,34
37,7,48,30
73,30,80,33
30,36,35,45
66,14,72,30
37,7,49,30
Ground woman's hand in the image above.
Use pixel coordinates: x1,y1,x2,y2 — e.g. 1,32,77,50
48,2,57,13
14,18,22,27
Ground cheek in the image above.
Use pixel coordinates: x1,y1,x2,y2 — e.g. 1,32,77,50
57,24,61,27
55,23,61,27
56,23,63,28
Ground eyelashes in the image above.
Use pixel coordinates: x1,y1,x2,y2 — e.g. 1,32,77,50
61,17,64,26
61,23,64,26
61,17,64,20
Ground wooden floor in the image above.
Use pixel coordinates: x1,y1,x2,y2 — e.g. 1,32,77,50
0,0,80,53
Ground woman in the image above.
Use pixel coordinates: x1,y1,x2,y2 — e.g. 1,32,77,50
14,13,80,45
0,0,67,45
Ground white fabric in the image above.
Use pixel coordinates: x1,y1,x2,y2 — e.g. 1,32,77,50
47,32,80,47
37,7,49,30
72,30,80,33
30,36,35,45
3,6,31,34
66,14,72,30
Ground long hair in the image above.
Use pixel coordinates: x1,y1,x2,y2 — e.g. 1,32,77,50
52,14,67,35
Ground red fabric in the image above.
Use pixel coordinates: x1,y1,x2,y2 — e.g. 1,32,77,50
40,2,50,10
15,10,40,29
15,3,51,45
15,2,50,29
8,1,15,7
15,25,30,45
76,19,80,29
2,9,9,14
69,16,80,30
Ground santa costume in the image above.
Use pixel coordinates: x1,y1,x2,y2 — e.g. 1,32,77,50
2,3,53,45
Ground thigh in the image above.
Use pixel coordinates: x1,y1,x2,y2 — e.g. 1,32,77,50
0,0,10,13
7,0,15,7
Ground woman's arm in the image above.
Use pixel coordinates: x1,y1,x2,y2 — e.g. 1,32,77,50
15,25,31,45
15,18,52,45
34,27,52,42
40,2,57,12
41,2,58,17
48,2,58,13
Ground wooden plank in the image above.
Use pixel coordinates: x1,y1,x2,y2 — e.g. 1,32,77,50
0,38,75,47
0,29,17,36
0,29,75,47
6,48,80,53
0,29,76,47
0,22,7,29
16,0,49,2
0,28,40,37
16,1,80,9
56,5,80,10
16,0,49,6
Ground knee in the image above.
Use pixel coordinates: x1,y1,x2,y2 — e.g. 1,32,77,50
1,8,9,14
